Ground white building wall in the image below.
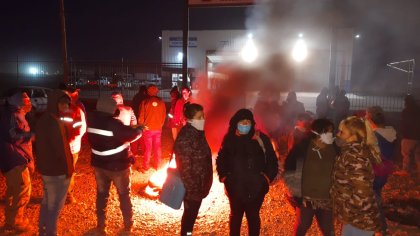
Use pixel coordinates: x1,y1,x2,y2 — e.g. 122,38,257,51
162,30,247,72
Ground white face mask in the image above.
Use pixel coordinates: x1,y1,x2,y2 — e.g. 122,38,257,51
312,131,335,145
188,119,205,131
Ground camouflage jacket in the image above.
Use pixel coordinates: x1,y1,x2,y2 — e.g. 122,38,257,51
331,142,380,231
174,124,213,201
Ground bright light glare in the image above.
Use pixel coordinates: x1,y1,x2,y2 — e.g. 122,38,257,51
241,37,258,63
177,52,183,61
29,67,39,75
298,33,303,38
292,39,308,62
355,34,360,39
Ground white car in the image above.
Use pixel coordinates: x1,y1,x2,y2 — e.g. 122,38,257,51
0,86,52,113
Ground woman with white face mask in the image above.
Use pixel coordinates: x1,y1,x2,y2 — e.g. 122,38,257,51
284,118,338,236
173,103,212,236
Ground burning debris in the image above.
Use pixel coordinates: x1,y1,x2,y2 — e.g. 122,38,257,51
144,156,177,198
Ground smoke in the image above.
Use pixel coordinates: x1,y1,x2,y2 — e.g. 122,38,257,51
194,0,420,151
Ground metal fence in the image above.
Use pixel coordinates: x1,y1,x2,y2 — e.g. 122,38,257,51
0,60,406,112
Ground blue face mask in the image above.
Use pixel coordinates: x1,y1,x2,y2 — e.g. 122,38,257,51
237,123,252,135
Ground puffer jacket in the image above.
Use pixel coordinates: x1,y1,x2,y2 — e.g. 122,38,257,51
331,142,380,231
174,124,213,201
217,131,278,202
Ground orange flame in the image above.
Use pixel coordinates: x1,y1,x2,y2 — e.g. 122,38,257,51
144,154,177,197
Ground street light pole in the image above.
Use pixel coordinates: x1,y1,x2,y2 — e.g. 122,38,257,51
182,0,189,87
59,0,69,84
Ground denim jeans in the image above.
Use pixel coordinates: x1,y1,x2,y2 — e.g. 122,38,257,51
342,224,374,236
68,153,79,197
4,165,31,226
39,175,71,236
143,130,162,169
94,167,133,228
373,176,388,234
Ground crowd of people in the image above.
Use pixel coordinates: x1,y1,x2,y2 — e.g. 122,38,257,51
0,84,419,236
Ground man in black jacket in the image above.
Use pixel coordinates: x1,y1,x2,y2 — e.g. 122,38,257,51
87,96,142,234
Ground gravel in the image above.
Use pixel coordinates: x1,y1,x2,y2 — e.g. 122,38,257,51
0,129,419,235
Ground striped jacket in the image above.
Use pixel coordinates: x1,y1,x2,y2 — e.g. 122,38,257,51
331,142,380,231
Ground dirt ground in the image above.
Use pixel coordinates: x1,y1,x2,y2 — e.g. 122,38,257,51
0,128,419,236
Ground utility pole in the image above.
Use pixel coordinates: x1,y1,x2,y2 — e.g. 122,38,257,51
59,0,69,84
182,0,189,87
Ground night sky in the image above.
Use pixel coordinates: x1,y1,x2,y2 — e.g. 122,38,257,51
0,0,247,62
1,0,419,69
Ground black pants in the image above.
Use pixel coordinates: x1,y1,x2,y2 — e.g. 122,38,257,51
294,204,333,236
228,194,265,236
181,198,202,236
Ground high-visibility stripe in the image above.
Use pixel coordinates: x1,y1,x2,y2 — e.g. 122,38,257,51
91,143,130,156
60,117,74,122
87,128,114,137
73,121,83,128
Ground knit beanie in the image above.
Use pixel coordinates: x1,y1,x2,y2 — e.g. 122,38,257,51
147,85,159,96
96,96,117,115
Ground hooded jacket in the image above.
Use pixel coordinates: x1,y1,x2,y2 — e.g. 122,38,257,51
35,90,74,176
87,107,141,171
216,109,278,202
331,142,380,231
174,124,213,201
0,103,34,173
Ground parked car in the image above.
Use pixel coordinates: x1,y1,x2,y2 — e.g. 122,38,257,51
0,86,52,113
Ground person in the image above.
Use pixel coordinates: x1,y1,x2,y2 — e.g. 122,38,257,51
365,106,396,235
111,92,137,126
138,85,166,170
0,92,34,233
167,86,181,141
87,96,142,234
284,119,337,236
331,116,380,236
173,103,213,236
172,86,193,140
287,112,313,153
400,95,420,175
66,88,87,204
35,89,75,236
316,87,329,119
331,89,350,128
253,88,283,137
282,91,305,130
216,109,278,236
131,85,148,118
